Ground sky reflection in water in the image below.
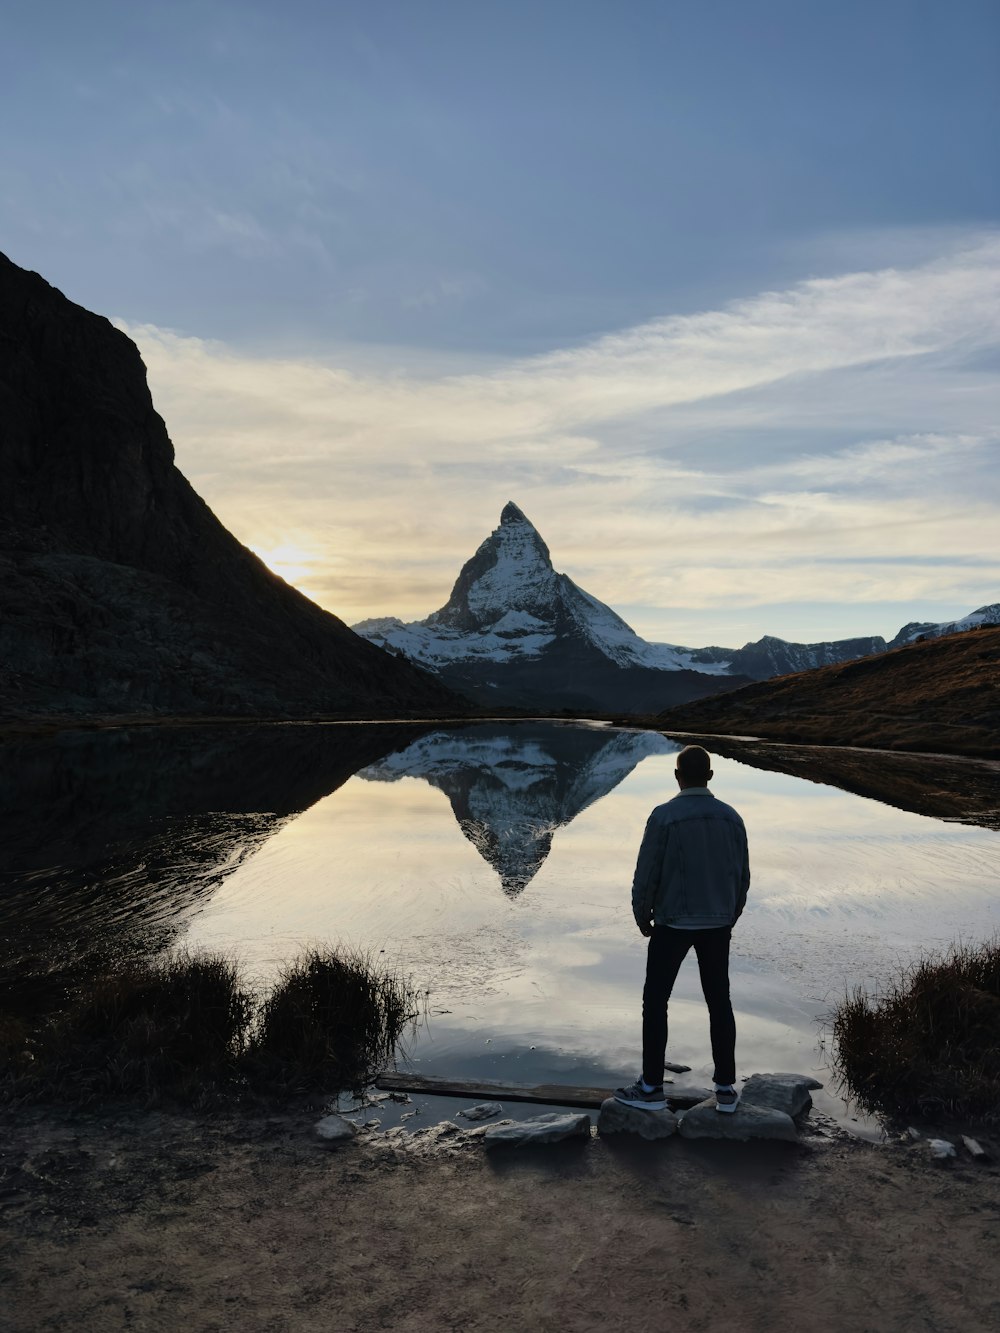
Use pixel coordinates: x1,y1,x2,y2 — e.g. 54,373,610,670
175,723,998,1128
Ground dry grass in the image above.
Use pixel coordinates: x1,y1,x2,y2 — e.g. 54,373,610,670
0,953,253,1104
247,947,416,1095
832,938,1000,1125
0,946,414,1106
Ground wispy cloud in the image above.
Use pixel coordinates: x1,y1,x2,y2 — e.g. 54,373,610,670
120,235,1000,642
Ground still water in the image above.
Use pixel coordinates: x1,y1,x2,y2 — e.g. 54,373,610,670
3,720,997,1129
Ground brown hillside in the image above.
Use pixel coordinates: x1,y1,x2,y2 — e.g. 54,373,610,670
654,626,1000,758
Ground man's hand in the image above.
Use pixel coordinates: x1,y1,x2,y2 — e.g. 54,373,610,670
637,919,653,938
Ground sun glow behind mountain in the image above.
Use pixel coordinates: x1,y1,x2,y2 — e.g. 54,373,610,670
249,541,323,602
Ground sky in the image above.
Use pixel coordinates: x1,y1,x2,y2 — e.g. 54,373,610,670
3,0,1000,647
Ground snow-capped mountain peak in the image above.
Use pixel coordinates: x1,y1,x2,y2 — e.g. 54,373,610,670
499,499,533,527
888,603,1000,648
428,501,557,632
354,503,723,691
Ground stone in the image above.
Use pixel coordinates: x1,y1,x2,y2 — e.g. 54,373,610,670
597,1097,678,1140
457,1102,504,1121
664,1061,692,1074
314,1114,357,1147
664,1084,715,1108
962,1136,988,1160
740,1072,823,1119
483,1112,592,1149
926,1138,957,1161
433,1120,462,1136
463,1119,514,1140
678,1098,798,1142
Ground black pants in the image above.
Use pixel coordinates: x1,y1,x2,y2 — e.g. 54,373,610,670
642,925,736,1088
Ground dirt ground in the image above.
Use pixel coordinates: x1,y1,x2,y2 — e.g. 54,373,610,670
3,1103,1000,1333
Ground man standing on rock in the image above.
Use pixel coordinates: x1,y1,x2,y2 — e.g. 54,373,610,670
615,744,749,1114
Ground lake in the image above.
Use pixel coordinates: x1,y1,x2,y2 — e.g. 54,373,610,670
3,720,997,1132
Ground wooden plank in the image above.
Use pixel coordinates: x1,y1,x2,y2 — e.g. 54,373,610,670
375,1072,612,1108
375,1072,711,1109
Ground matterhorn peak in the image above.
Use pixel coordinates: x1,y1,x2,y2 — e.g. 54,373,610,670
352,502,736,710
426,502,554,632
500,500,532,527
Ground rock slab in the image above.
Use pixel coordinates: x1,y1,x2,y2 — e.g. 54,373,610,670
483,1112,591,1149
664,1084,715,1108
740,1072,822,1118
598,1098,678,1140
315,1114,358,1147
678,1098,798,1142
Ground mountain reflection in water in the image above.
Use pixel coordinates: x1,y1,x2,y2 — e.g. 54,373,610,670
358,723,678,894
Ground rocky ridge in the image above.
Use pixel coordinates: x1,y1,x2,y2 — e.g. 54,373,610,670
889,603,1000,648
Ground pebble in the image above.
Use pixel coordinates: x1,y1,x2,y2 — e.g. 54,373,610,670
314,1114,357,1147
926,1139,957,1161
457,1102,504,1122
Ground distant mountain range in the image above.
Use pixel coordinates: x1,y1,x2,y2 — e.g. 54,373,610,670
355,502,999,713
0,251,458,720
656,624,1000,759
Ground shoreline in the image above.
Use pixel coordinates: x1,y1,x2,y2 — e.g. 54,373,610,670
8,711,999,835
4,1097,999,1331
1,703,995,760
656,730,1000,831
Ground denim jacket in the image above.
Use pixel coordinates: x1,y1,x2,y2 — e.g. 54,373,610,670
631,787,750,931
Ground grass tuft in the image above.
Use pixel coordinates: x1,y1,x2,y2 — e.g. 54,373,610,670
23,952,253,1104
832,937,1000,1125
248,946,415,1095
1,945,413,1106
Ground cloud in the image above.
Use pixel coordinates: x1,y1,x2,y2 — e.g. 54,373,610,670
118,234,1000,640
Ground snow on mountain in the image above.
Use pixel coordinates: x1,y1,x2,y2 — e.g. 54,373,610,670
353,501,998,709
357,501,717,671
888,603,1000,648
564,581,730,673
358,722,677,894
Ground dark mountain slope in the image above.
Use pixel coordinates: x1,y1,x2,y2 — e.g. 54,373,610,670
0,252,458,719
654,626,1000,758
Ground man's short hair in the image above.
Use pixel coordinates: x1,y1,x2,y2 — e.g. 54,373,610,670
675,745,712,783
